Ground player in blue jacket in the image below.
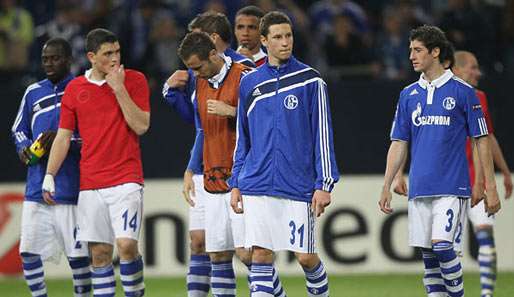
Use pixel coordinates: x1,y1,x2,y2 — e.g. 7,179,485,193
11,38,91,297
230,12,339,297
379,25,501,297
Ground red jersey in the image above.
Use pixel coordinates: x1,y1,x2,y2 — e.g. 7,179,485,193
59,69,150,190
466,89,494,186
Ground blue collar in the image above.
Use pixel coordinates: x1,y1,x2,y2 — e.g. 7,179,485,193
265,56,297,75
43,73,74,91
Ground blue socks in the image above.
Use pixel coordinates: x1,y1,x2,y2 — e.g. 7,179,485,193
187,254,211,296
21,253,47,297
68,256,92,297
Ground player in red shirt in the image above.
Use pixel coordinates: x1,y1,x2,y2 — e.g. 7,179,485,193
235,6,267,66
43,29,150,297
453,51,512,297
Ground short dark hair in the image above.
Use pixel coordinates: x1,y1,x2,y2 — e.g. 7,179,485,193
178,31,216,62
260,11,292,37
86,28,118,53
188,12,232,43
44,37,72,58
409,25,453,64
236,5,264,19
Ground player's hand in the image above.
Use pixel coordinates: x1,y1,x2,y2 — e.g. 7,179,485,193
484,186,501,216
503,172,513,199
312,190,331,217
379,187,393,214
39,130,57,152
207,100,236,117
182,169,195,207
42,174,56,205
166,70,189,89
230,188,244,214
18,147,31,164
237,46,253,60
392,175,408,196
106,64,126,92
471,182,485,207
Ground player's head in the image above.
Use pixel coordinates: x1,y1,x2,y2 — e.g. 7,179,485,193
409,25,453,73
41,37,72,84
188,11,232,46
452,51,481,87
260,11,293,65
85,28,120,75
178,31,221,79
235,6,264,51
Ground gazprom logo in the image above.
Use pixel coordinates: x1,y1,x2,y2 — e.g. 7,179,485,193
284,95,299,110
412,102,451,127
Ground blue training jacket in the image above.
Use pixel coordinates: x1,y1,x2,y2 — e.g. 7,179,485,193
161,49,256,175
11,74,80,204
230,56,340,202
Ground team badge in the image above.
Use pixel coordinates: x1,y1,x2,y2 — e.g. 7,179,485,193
442,97,456,110
283,94,298,110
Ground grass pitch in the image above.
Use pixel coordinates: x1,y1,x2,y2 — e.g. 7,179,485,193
1,273,513,296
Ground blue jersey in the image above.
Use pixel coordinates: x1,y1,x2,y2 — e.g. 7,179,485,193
224,48,255,68
230,56,339,202
391,70,488,200
11,74,81,204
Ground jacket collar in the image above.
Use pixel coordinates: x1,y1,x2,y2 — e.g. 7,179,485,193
43,73,74,90
208,54,232,89
265,55,298,75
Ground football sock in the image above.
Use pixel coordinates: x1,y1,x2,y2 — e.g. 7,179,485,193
68,256,92,297
421,248,446,297
21,253,47,297
303,261,329,297
187,254,211,297
120,256,145,297
211,260,236,296
476,229,497,297
432,241,464,297
91,264,116,297
249,263,274,296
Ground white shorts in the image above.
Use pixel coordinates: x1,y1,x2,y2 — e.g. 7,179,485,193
408,197,466,249
243,195,316,253
189,174,207,231
77,183,143,244
20,201,89,264
204,192,245,252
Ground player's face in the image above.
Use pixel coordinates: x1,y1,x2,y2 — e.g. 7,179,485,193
184,51,218,80
262,23,293,65
41,44,70,84
458,55,481,87
409,40,439,73
235,14,261,51
88,42,121,75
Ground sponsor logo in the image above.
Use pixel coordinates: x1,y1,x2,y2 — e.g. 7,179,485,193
252,88,261,97
442,97,456,110
283,94,299,110
412,102,451,127
0,193,24,275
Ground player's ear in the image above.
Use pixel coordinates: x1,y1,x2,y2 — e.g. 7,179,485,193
431,47,440,60
86,51,96,65
260,35,267,48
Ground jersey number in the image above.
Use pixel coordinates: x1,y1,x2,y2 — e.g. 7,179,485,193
122,210,138,232
289,221,305,248
73,227,82,249
445,209,454,232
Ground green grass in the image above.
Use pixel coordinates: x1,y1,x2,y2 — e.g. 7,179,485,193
1,273,513,296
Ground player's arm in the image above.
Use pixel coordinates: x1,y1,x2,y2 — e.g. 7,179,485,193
163,70,195,124
107,65,150,135
475,136,501,214
43,128,73,204
470,138,485,206
11,89,33,164
183,95,204,206
392,158,408,196
379,140,409,214
489,134,512,198
311,79,339,217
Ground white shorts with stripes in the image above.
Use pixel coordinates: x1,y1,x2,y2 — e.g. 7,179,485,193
243,195,316,253
20,201,89,263
188,174,207,231
408,196,466,249
76,183,143,244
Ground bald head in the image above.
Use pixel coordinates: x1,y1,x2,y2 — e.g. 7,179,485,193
452,51,481,87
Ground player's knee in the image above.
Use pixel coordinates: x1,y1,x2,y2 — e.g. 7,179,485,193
189,231,206,254
90,242,113,266
235,247,253,265
251,246,273,264
116,239,139,260
209,251,233,262
295,252,320,270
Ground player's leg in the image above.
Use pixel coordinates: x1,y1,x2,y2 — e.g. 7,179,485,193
187,174,211,297
76,189,117,297
205,192,237,296
249,247,276,296
432,197,465,297
54,204,91,297
469,200,497,297
19,201,55,297
408,198,446,297
108,183,145,297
